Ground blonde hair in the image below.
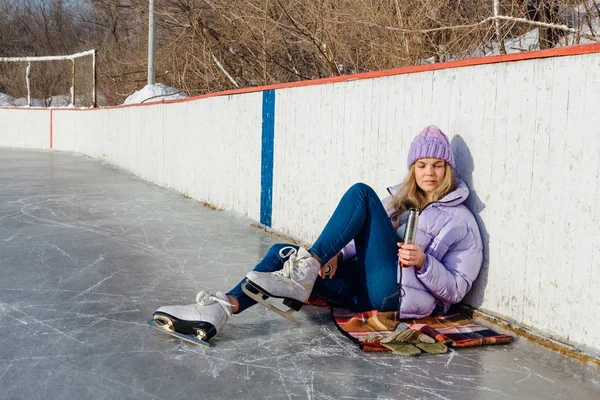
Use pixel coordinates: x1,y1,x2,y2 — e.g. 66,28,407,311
387,162,456,219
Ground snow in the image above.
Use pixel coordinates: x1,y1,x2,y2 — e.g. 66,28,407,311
47,95,71,107
10,97,45,107
0,82,183,108
484,1,600,56
487,28,541,56
123,83,189,105
0,95,80,108
0,92,15,107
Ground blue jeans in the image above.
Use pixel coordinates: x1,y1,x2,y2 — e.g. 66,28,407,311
227,183,401,312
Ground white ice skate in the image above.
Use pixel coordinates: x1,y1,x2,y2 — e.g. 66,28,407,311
149,291,232,346
242,246,320,324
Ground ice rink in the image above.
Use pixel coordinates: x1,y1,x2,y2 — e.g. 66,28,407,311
1,148,598,400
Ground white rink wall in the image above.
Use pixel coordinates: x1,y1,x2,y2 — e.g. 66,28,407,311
0,48,599,355
273,54,600,355
52,94,264,219
0,108,49,149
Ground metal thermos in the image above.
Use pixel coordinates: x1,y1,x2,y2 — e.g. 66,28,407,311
404,208,419,244
398,208,419,268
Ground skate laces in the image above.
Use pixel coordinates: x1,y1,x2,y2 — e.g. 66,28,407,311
195,290,233,317
275,246,310,288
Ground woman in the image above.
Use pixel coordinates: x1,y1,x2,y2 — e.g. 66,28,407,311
152,125,483,342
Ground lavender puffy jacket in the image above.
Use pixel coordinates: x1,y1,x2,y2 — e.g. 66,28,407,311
340,179,483,318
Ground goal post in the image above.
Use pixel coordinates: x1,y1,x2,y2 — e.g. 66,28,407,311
0,49,97,108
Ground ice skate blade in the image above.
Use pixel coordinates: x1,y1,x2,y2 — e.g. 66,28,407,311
147,319,210,347
241,281,300,324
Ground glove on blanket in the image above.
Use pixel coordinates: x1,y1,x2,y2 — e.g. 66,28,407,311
361,323,448,356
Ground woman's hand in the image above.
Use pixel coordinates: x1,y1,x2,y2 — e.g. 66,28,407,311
397,242,426,270
319,252,341,279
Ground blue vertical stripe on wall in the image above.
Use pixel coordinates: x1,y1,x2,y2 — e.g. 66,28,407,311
260,90,275,227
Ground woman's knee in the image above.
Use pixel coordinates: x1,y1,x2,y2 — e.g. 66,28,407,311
347,182,377,198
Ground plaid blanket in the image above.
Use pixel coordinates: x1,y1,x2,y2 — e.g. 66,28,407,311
331,308,514,352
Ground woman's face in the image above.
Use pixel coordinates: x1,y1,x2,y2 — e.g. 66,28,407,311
414,158,446,194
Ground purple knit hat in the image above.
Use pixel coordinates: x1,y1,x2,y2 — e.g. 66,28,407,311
407,125,455,170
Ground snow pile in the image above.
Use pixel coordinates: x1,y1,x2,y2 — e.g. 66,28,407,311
0,92,107,108
10,97,45,107
486,28,541,56
0,92,15,107
1,94,75,108
123,83,188,105
47,95,73,107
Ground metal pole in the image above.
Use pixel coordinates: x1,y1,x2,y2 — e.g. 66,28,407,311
71,59,76,106
148,0,156,85
93,49,97,108
26,62,31,107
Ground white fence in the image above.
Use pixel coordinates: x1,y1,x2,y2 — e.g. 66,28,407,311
51,95,264,219
272,54,600,356
0,109,50,148
0,45,599,356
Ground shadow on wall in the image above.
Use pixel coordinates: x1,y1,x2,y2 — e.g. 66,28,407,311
451,135,489,308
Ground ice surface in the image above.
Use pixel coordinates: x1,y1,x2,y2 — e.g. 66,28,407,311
0,148,598,399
